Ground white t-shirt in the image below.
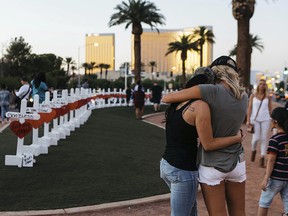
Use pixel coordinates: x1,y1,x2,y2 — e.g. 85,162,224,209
16,84,31,100
134,85,144,91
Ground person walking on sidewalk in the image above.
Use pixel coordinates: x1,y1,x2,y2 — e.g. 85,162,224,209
257,107,288,216
132,82,145,120
160,67,244,216
151,82,162,112
162,56,248,216
246,79,272,168
0,84,10,124
125,85,132,106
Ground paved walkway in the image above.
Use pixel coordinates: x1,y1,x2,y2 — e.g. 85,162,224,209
0,102,285,215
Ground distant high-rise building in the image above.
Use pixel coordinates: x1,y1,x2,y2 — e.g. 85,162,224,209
85,33,115,74
131,27,213,76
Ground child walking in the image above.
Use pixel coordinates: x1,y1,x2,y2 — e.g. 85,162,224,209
257,107,288,216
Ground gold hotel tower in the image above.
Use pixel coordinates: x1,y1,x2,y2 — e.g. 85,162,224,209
85,33,115,74
132,27,213,76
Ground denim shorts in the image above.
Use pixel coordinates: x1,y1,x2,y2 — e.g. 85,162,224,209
259,178,288,212
198,160,246,186
160,158,199,216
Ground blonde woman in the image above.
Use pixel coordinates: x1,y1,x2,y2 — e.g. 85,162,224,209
246,79,272,168
162,56,248,216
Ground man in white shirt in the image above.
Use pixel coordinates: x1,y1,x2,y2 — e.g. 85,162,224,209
14,77,31,110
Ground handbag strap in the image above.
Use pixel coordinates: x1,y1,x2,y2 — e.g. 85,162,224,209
20,85,31,100
254,95,265,121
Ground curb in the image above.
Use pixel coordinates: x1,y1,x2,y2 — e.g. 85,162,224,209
142,112,165,129
0,194,170,216
0,122,10,133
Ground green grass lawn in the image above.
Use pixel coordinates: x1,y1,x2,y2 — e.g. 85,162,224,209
0,105,169,211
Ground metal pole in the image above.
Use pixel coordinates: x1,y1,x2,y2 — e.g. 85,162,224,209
77,47,81,88
164,74,167,92
124,63,127,90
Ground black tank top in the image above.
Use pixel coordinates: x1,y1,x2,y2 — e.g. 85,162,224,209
163,100,198,171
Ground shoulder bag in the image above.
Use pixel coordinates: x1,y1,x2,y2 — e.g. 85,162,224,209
15,86,31,109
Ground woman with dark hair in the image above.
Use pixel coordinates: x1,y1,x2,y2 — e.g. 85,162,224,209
160,67,243,216
31,72,48,103
257,107,288,216
132,82,145,120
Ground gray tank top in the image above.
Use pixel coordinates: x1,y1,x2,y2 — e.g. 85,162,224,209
197,84,248,173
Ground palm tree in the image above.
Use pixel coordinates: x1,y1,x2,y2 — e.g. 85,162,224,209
165,34,198,86
82,62,89,76
87,64,93,75
103,64,110,79
192,26,215,67
148,61,157,80
71,65,77,80
109,0,165,83
229,34,264,56
64,57,76,75
86,62,96,76
229,34,264,81
90,61,96,74
232,0,255,88
97,63,105,79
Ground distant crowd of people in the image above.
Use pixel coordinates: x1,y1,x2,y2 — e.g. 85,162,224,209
0,72,49,124
124,81,163,120
0,74,97,124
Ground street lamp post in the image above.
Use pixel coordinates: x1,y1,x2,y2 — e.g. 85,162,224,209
124,62,129,90
77,46,82,88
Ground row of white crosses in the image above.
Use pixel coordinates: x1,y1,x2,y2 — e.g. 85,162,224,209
5,88,94,168
4,87,167,168
91,88,157,108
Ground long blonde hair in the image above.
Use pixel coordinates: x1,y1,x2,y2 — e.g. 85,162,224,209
211,65,245,100
256,79,268,96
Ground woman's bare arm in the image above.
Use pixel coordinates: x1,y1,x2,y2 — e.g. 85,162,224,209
268,95,272,116
246,94,253,125
162,86,202,103
261,153,276,190
193,101,241,151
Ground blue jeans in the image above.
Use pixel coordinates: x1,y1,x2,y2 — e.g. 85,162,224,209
160,158,198,216
259,178,288,213
1,105,9,121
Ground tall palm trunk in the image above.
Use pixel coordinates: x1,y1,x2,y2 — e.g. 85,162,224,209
232,0,255,88
181,59,186,86
181,52,187,87
237,19,250,88
200,44,203,67
134,34,141,83
105,69,108,79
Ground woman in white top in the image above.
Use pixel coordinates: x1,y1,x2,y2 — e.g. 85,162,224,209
246,79,272,167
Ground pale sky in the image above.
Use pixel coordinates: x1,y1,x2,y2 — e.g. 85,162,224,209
0,0,287,81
